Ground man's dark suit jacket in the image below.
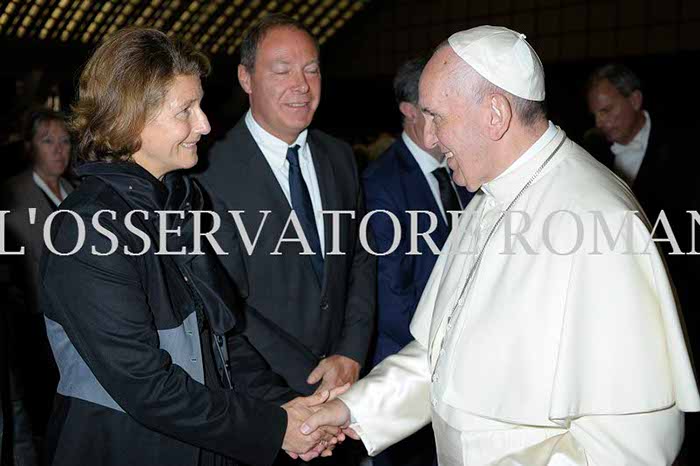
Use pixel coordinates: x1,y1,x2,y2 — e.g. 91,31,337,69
363,137,473,366
584,122,695,226
362,137,472,466
198,119,376,396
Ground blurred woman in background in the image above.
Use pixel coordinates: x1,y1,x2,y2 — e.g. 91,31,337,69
1,108,73,466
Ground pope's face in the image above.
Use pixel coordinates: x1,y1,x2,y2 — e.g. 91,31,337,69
238,26,321,144
419,47,488,192
587,79,643,145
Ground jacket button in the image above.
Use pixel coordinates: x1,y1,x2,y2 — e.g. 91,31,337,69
320,301,329,311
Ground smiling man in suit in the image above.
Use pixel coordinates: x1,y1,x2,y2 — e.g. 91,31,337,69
197,13,375,464
361,58,473,466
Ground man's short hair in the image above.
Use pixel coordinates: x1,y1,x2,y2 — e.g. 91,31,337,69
586,64,642,97
239,13,319,71
393,57,428,105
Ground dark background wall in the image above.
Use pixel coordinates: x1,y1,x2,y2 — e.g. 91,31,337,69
315,0,700,144
1,0,699,167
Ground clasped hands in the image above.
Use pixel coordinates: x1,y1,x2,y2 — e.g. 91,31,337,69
281,355,360,461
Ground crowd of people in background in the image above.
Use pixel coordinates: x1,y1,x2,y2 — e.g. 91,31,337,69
0,13,698,466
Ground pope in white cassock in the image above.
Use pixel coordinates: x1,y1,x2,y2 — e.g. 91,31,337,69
301,25,700,465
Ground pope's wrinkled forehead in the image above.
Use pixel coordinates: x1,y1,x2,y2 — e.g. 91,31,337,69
418,46,464,111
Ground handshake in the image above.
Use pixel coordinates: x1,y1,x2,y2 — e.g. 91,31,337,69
280,385,356,461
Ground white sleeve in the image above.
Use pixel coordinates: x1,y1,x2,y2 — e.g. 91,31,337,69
338,340,433,455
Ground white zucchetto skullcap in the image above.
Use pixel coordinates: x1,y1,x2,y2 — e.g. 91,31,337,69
447,25,545,102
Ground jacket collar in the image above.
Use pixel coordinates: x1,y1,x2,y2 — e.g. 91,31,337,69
76,161,236,334
75,161,201,213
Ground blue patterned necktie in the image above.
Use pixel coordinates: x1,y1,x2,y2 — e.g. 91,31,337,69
287,144,324,283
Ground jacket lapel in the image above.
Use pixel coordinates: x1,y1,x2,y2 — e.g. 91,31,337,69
396,139,450,243
308,131,337,293
632,124,664,198
235,120,293,218
456,185,474,210
229,121,322,290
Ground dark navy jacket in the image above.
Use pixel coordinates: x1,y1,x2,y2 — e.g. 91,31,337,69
40,162,293,466
363,138,473,365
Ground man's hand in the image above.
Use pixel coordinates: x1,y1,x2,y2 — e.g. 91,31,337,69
282,391,341,460
307,355,360,393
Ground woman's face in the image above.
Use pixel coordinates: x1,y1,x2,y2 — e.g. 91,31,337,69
134,74,210,179
31,120,70,179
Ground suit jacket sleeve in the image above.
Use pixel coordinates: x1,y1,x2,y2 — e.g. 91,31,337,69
226,327,298,404
338,340,432,455
41,212,287,466
332,150,377,365
202,189,251,298
363,178,417,349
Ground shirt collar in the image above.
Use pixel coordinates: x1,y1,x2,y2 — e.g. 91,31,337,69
611,110,651,156
245,109,309,169
481,121,561,203
32,171,68,207
402,132,443,174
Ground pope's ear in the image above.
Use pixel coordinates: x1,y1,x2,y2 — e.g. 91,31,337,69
237,64,252,95
486,94,511,140
399,101,418,122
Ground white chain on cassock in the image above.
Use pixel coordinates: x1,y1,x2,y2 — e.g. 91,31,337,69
431,137,567,379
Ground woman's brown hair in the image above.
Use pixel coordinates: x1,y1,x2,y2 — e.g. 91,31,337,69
71,27,210,163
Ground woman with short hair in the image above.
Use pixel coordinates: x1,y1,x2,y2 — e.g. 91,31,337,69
2,108,72,466
41,27,337,466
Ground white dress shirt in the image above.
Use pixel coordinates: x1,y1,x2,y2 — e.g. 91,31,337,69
611,110,651,185
33,171,68,207
402,132,462,224
245,110,325,256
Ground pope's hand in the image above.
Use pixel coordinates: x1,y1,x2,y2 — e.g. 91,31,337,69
282,391,341,460
300,399,352,437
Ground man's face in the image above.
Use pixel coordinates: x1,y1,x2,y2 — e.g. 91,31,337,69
238,27,321,144
404,102,443,159
587,79,643,145
419,48,487,192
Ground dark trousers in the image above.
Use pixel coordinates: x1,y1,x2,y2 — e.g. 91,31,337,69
272,440,366,466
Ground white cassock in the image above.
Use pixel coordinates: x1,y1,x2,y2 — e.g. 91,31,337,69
339,123,700,465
